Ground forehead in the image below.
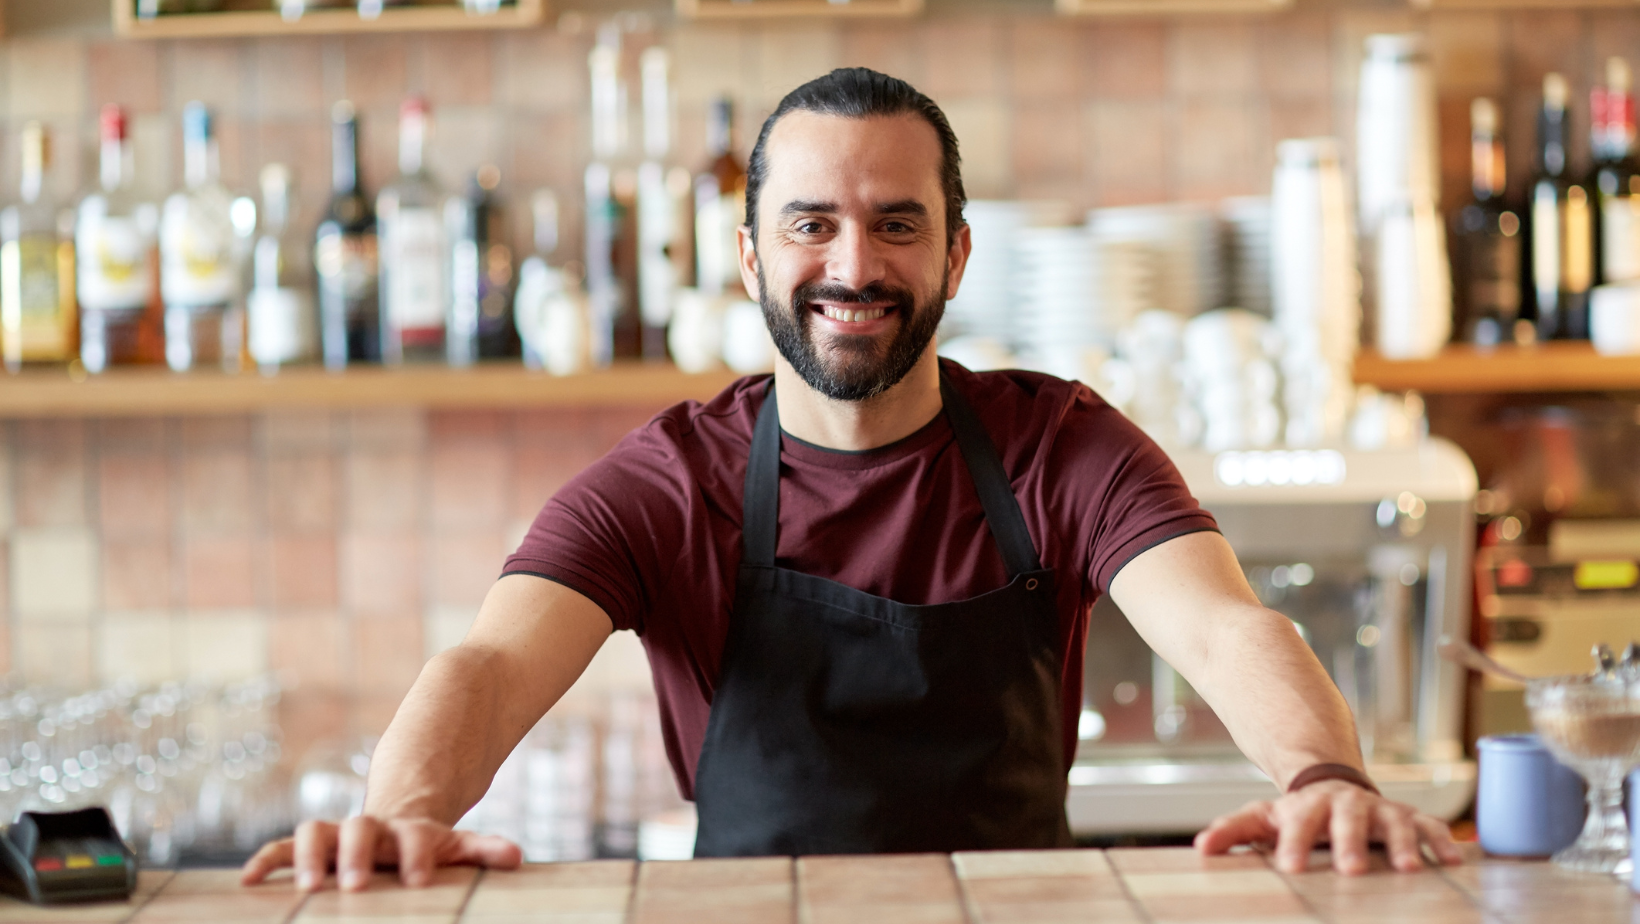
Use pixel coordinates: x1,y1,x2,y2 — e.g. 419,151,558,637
759,110,945,215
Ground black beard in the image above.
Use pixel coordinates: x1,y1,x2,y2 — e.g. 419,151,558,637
757,265,945,402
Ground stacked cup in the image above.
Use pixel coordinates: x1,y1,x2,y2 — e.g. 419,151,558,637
1179,309,1283,452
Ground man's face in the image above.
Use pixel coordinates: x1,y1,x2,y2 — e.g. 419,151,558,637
740,110,970,402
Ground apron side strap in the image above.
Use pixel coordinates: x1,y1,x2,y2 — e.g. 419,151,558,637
741,380,782,567
939,374,1045,578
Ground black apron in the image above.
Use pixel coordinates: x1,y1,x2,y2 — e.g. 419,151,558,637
692,372,1074,857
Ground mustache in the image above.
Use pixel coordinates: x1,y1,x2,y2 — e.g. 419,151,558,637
792,281,916,308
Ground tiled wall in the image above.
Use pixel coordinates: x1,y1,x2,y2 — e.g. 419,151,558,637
6,1,1640,762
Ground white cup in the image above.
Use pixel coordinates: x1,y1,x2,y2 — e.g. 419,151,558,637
1590,282,1640,355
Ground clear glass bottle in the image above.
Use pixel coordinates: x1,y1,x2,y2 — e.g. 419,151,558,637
315,101,380,369
695,96,747,300
585,29,640,366
444,164,516,367
1451,98,1523,347
161,102,242,371
77,105,160,374
1593,57,1640,285
1,122,77,372
1528,72,1595,341
247,164,315,373
636,46,690,361
377,97,447,364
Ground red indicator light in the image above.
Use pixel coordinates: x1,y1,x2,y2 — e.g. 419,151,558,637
33,858,63,872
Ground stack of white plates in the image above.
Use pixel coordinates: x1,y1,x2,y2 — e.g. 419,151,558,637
944,200,1070,346
1220,196,1272,317
1088,203,1223,317
1014,227,1152,379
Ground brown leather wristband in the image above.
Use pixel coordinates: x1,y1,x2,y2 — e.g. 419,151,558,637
1286,763,1381,796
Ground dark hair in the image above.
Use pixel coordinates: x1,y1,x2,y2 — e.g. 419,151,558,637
744,68,966,246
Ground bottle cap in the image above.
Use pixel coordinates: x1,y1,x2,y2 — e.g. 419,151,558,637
1609,57,1632,95
332,100,357,124
1472,98,1498,135
476,164,501,191
1544,73,1569,111
99,104,127,143
183,101,212,144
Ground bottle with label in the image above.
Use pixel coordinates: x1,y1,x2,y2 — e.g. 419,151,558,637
161,102,242,372
516,189,592,376
695,96,748,300
445,165,517,367
247,164,315,372
1,122,77,372
1527,73,1595,340
315,101,380,369
1593,57,1640,285
1451,98,1523,347
636,46,691,361
377,97,447,364
585,29,641,366
77,105,160,374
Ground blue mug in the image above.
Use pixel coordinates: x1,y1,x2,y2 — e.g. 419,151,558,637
1476,734,1585,857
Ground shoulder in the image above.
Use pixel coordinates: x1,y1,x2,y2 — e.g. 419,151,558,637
939,358,1126,449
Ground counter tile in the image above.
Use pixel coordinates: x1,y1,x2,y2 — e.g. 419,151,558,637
297,868,475,919
126,891,299,923
952,849,1110,879
464,887,631,915
458,915,624,924
798,854,959,906
962,876,1127,903
1106,846,1270,873
1138,891,1316,922
1121,869,1292,896
806,905,966,924
0,899,136,923
969,899,1144,924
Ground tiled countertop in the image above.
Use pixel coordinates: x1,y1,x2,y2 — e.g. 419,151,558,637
1,845,1635,923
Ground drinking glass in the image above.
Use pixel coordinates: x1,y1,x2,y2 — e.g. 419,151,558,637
1526,674,1640,873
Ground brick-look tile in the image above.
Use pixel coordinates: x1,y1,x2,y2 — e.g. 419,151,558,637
424,605,475,659
342,532,422,617
9,38,87,119
430,441,509,530
754,24,842,109
921,18,1005,101
181,449,257,533
1011,18,1081,102
95,418,168,453
98,613,180,685
1330,7,1417,102
1170,21,1259,99
268,612,348,690
346,407,427,449
1012,100,1085,188
182,612,268,682
1586,11,1640,84
430,528,506,608
266,451,337,533
14,419,89,528
352,614,426,697
11,528,97,619
87,40,163,114
425,106,501,192
99,452,170,538
1266,98,1333,176
504,109,586,194
345,449,423,531
269,533,339,611
497,28,592,113
1258,12,1332,99
180,415,253,451
14,622,93,688
253,37,326,118
420,33,495,109
1087,100,1172,206
0,431,12,533
183,534,260,610
429,408,510,443
102,537,172,612
341,35,411,113
839,24,923,88
261,410,338,452
275,688,352,773
1081,23,1168,100
1175,99,1264,200
169,39,251,115
1426,11,1506,97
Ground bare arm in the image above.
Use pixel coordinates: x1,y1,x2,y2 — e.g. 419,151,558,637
1110,531,1461,874
242,574,612,890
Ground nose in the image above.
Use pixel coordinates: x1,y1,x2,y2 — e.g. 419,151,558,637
823,222,889,294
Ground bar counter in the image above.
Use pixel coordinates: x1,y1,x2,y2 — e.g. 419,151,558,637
0,845,1634,923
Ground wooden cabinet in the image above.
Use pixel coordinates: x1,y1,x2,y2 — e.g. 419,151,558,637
112,0,545,39
676,0,922,19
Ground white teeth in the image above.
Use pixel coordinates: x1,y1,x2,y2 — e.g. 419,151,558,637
820,306,886,323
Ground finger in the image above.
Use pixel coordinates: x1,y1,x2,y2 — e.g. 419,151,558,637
292,821,339,892
1194,802,1278,855
390,821,439,888
1274,794,1329,874
336,816,384,892
447,831,523,871
1412,814,1464,866
1327,792,1372,875
240,838,294,886
1376,804,1424,873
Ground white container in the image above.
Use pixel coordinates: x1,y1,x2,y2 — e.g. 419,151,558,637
1357,34,1441,233
1590,282,1640,355
1373,196,1452,359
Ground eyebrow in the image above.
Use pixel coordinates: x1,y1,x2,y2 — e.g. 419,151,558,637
777,199,931,217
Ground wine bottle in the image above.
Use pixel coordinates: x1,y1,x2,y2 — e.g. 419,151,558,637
1594,57,1640,285
636,46,690,361
1,122,77,372
445,164,517,366
585,31,639,365
248,164,316,372
695,96,747,300
161,101,242,372
1527,72,1594,340
315,101,379,369
377,97,447,364
77,105,160,373
1451,98,1523,347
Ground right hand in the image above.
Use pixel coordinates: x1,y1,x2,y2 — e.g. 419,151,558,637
240,816,523,892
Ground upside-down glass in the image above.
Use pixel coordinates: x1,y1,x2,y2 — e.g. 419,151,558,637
1526,674,1640,874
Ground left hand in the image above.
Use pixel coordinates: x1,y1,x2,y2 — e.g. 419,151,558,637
1193,780,1465,875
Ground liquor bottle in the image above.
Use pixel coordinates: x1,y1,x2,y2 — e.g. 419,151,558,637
77,105,160,374
445,164,517,366
315,101,379,369
585,30,639,365
516,189,592,375
247,164,315,372
636,46,691,361
1451,98,1523,347
1,122,77,372
1594,57,1640,285
695,96,747,300
1527,72,1594,340
161,101,242,372
377,97,447,364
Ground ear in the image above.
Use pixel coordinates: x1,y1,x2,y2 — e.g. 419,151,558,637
944,222,972,301
736,224,760,300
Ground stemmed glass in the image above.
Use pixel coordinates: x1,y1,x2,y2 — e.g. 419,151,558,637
1526,668,1640,874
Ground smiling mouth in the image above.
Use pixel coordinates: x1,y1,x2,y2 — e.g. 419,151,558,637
814,304,893,323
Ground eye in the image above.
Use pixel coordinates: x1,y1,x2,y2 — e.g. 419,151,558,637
795,220,827,235
880,219,918,236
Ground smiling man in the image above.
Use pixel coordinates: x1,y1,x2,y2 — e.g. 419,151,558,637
243,68,1462,891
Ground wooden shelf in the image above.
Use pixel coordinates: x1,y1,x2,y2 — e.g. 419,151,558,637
1353,343,1640,394
0,362,744,418
112,0,545,39
676,0,922,19
1057,0,1291,14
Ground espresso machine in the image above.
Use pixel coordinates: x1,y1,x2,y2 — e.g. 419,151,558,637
1067,439,1478,835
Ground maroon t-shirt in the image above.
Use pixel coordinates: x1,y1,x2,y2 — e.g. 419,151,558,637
503,360,1218,799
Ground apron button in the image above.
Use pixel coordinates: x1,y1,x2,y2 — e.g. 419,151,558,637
1026,578,1039,591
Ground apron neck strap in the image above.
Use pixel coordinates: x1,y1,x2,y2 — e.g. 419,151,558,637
741,371,1045,577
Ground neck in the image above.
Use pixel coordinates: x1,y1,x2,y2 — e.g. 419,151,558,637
771,347,944,452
